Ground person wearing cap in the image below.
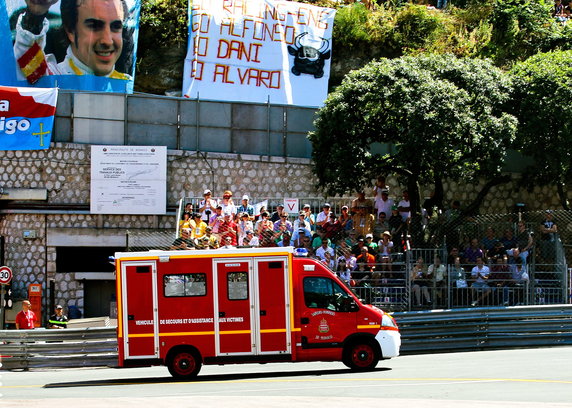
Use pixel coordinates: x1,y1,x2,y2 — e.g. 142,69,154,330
220,190,237,218
378,231,394,273
48,304,69,329
191,213,208,240
237,195,255,220
171,228,195,250
204,226,220,249
270,203,287,223
199,189,218,222
237,212,254,245
243,230,259,247
301,204,316,231
316,203,332,227
539,210,558,262
364,233,378,255
277,230,293,247
16,300,37,330
293,210,311,236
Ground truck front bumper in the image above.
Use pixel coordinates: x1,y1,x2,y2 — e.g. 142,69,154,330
375,329,401,358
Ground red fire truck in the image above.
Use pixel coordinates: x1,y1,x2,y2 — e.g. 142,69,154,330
115,247,400,378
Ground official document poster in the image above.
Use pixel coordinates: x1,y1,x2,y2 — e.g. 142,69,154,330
90,146,167,215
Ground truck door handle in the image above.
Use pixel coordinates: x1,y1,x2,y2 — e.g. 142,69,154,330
301,317,309,324
128,315,134,321
260,310,266,316
219,312,225,318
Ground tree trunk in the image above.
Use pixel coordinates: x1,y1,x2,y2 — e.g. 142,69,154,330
557,181,570,210
462,175,512,217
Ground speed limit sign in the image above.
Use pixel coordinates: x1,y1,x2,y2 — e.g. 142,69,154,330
0,266,12,285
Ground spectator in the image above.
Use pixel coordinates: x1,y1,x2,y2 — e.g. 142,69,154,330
179,211,192,233
337,259,352,287
243,230,259,247
204,226,219,249
219,212,238,246
237,212,254,245
48,304,69,329
356,246,377,281
302,203,316,231
470,257,491,307
209,205,224,236
316,203,332,227
198,189,218,222
388,205,404,246
337,248,357,272
292,211,312,241
220,190,237,217
428,255,446,307
364,233,378,255
171,229,194,250
372,211,390,241
375,188,393,220
351,236,366,257
539,210,558,263
377,231,393,273
508,221,533,265
511,257,529,284
277,230,294,247
411,257,431,307
490,255,512,306
316,239,335,263
463,238,484,265
553,0,569,21
191,213,207,240
221,236,235,248
444,200,461,222
437,0,447,9
322,213,343,240
339,205,353,231
447,247,460,265
481,227,498,254
236,195,254,220
271,203,287,223
255,211,272,235
397,190,411,222
351,190,373,215
352,206,375,237
184,202,194,214
15,300,37,330
488,240,507,262
195,235,210,250
500,228,517,251
449,256,467,289
274,213,293,234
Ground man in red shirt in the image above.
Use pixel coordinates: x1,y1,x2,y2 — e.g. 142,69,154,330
15,300,37,329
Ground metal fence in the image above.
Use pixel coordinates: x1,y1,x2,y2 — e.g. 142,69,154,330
2,305,571,370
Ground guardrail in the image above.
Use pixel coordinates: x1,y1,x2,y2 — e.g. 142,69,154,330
393,304,572,354
0,327,117,370
1,305,571,370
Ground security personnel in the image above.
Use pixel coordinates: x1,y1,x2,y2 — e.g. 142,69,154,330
48,305,69,329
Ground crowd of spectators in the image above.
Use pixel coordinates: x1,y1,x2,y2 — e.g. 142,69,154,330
174,186,560,309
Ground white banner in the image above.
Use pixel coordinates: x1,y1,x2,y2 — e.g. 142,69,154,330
90,146,167,215
183,0,336,107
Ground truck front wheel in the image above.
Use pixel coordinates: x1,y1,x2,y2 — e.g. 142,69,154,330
343,341,379,371
167,349,202,379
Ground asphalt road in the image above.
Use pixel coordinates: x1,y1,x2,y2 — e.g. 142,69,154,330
1,347,571,407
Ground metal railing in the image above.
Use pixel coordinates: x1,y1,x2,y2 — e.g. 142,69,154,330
0,327,117,370
2,305,571,370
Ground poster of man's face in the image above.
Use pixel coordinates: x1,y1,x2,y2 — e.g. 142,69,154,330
0,0,140,93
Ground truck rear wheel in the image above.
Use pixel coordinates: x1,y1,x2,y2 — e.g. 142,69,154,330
343,341,379,371
167,349,202,379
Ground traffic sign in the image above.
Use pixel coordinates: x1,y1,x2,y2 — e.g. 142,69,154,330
0,266,12,285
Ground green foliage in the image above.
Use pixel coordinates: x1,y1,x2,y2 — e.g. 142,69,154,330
139,0,188,49
391,4,447,51
309,54,517,200
510,50,572,206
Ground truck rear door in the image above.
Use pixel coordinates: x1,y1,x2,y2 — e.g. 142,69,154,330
120,261,159,359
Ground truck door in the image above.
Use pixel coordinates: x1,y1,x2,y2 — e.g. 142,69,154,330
121,261,159,359
214,259,254,355
255,257,290,354
299,276,357,347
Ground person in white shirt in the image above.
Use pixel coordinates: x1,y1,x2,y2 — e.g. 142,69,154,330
397,190,411,222
316,203,332,227
471,257,491,307
199,189,218,222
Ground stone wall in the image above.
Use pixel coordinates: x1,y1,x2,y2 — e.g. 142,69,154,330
0,142,565,318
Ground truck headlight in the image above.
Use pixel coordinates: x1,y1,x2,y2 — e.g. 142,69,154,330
381,314,398,330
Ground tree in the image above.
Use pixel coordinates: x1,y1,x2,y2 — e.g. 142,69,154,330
308,54,517,241
510,50,572,210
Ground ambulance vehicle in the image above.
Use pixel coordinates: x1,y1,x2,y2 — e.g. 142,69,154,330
115,246,400,378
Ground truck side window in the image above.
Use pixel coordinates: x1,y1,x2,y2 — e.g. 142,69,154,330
227,272,248,300
164,274,206,297
303,277,355,312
